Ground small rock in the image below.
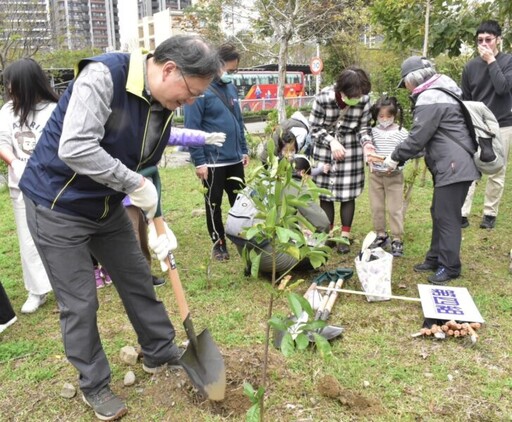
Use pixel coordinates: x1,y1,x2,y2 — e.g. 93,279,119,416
363,380,370,388
120,346,138,365
124,371,136,386
286,404,296,410
447,374,454,382
309,397,317,405
424,372,434,378
60,383,76,399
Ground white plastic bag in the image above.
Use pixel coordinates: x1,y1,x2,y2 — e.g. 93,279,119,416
354,247,393,302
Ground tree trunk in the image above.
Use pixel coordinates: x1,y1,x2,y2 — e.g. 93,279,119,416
277,40,289,123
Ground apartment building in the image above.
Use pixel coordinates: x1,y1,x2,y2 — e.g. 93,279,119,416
135,0,195,51
49,0,120,51
0,0,51,48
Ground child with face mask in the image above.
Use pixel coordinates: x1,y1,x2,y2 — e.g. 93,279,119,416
366,96,409,257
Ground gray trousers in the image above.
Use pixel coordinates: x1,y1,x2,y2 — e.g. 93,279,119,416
25,199,176,394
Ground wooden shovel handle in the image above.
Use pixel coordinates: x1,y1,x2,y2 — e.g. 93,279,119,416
153,217,189,322
323,278,345,315
314,281,335,320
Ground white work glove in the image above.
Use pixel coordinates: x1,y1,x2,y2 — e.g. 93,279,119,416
148,221,178,271
383,155,399,171
128,177,158,219
330,139,346,161
10,159,25,182
204,132,226,147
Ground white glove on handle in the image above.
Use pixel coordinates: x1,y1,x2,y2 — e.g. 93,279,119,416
148,221,178,271
128,177,158,219
205,132,226,147
383,155,399,171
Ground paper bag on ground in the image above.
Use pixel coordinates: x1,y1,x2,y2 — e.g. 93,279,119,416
354,247,393,302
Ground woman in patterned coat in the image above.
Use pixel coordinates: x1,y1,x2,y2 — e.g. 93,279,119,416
309,67,374,253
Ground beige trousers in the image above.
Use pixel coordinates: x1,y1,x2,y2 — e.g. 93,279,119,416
462,125,512,218
368,171,404,240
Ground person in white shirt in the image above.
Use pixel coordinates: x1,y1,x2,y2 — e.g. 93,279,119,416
0,58,58,314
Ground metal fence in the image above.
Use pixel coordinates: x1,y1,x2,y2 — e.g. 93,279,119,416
239,96,315,112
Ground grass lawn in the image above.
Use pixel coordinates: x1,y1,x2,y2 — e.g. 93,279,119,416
1,157,511,421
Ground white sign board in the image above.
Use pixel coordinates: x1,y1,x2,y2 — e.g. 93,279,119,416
417,284,485,323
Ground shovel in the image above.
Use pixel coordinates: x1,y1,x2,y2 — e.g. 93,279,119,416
274,269,353,347
153,217,226,401
308,277,346,342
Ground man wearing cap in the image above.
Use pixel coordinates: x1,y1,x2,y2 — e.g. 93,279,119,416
460,20,512,229
381,56,479,285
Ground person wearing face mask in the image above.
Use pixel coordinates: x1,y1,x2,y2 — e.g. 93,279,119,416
185,42,249,262
309,66,373,254
365,96,409,257
460,20,512,230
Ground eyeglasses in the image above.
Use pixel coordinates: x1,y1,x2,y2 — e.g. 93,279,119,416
477,36,496,45
179,69,205,99
226,69,238,75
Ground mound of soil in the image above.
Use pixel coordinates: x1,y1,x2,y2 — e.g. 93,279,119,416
145,345,289,418
317,375,384,417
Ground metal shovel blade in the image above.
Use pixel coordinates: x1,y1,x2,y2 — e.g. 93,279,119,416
308,325,344,342
179,318,226,401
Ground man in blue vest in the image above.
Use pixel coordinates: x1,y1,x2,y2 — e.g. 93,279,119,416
19,35,221,421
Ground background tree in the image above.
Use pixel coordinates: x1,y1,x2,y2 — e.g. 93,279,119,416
369,0,499,58
0,1,50,72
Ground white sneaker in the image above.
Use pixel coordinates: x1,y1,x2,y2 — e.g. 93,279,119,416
21,293,48,314
0,316,17,334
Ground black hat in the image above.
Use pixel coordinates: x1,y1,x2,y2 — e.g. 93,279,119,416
397,56,430,88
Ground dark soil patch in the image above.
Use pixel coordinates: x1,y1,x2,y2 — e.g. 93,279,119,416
144,345,290,419
317,375,384,417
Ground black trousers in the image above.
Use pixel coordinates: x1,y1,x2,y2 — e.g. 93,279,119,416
425,181,472,276
0,282,15,324
203,162,245,243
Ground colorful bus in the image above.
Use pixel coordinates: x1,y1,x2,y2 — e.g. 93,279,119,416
232,70,306,111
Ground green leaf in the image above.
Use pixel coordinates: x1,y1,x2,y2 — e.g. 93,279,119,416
295,294,313,317
309,253,327,269
246,403,260,422
287,292,303,318
311,332,332,360
276,226,292,243
268,315,289,331
280,332,295,357
250,252,261,278
304,320,327,331
243,382,256,400
284,244,301,260
295,332,310,350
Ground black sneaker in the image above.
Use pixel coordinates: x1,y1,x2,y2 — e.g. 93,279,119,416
212,240,230,261
427,266,459,285
370,234,390,249
391,240,403,257
413,262,438,273
480,215,496,229
152,275,166,287
82,386,127,421
142,344,183,374
461,217,469,228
